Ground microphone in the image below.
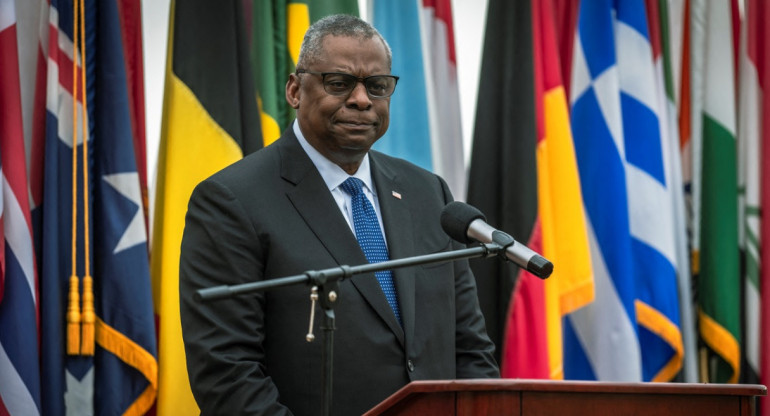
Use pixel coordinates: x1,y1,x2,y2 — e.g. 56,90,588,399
440,201,553,279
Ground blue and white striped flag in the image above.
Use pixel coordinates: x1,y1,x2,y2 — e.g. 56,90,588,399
0,0,42,413
565,0,683,382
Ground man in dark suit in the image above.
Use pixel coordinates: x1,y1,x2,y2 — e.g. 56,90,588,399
179,14,499,416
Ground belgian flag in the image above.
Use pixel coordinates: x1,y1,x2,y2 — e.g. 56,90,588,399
151,0,262,414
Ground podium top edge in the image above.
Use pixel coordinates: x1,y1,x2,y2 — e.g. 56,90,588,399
400,379,768,396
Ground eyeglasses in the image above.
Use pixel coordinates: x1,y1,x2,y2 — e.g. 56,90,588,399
296,70,399,98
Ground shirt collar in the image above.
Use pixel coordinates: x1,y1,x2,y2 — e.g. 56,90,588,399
293,120,376,195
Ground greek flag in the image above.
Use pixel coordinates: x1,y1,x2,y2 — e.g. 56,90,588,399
565,0,683,382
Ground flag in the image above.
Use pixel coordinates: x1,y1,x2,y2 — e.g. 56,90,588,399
566,0,683,382
679,0,696,256
749,2,770,410
738,0,762,387
91,0,158,413
551,1,579,103
646,0,698,382
0,0,42,413
420,0,466,200
38,0,158,414
504,0,593,379
13,0,46,201
39,0,95,412
151,0,263,414
467,0,593,377
249,0,292,146
696,0,740,384
466,0,536,363
738,2,769,411
250,0,358,146
370,0,466,199
371,0,433,172
116,0,149,232
756,2,770,412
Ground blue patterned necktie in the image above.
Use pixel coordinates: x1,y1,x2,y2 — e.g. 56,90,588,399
340,177,401,325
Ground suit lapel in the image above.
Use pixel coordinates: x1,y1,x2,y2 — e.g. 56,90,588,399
279,133,405,345
370,154,415,349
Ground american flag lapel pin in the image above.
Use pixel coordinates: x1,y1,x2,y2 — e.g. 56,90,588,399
391,190,402,200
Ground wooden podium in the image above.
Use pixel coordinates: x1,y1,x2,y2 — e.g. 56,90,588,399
364,379,767,416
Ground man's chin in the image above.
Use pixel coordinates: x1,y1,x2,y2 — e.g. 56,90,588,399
337,142,374,156
335,123,378,139
335,133,380,151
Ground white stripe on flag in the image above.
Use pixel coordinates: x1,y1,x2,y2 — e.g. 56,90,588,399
625,163,677,265
570,37,591,103
745,279,760,371
688,0,708,253
592,67,625,160
702,2,736,136
568,220,642,381
0,0,14,32
2,174,37,303
616,23,658,112
15,0,44,174
419,2,466,200
0,344,40,416
46,71,87,149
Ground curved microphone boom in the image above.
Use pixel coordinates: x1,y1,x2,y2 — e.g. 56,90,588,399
440,201,553,279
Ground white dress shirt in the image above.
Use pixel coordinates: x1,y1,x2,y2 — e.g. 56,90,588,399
293,121,388,244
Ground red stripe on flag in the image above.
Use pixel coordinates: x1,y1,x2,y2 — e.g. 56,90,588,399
29,42,47,208
502,220,550,378
551,0,578,103
645,0,662,60
0,395,10,416
116,0,148,225
1,207,4,301
678,0,691,151
731,0,740,88
47,23,84,100
758,0,770,413
422,0,456,64
1,26,30,210
532,0,564,143
54,52,82,100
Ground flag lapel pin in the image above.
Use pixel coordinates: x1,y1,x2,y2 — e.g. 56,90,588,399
392,191,402,200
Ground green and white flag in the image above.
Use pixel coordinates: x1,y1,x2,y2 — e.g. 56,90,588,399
697,0,741,384
251,0,359,146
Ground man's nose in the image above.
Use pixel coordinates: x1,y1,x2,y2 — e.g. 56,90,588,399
346,81,372,109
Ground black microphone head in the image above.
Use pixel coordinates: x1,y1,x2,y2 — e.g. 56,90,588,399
440,201,486,244
527,255,554,279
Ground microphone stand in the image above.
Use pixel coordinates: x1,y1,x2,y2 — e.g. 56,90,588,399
195,242,507,416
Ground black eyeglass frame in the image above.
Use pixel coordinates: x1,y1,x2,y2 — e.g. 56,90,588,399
295,69,399,98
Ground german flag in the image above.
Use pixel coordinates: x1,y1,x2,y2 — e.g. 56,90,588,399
151,0,262,414
467,0,593,378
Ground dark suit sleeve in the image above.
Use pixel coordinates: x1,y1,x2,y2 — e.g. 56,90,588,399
179,178,293,416
452,242,501,379
438,177,501,379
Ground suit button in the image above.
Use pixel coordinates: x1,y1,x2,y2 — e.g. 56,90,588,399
407,359,415,372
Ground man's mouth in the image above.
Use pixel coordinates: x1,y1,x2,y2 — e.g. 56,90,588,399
337,121,375,130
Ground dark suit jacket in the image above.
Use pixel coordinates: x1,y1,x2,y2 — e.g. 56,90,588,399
179,128,499,416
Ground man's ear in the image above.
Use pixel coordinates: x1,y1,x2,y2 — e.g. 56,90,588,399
285,74,301,109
